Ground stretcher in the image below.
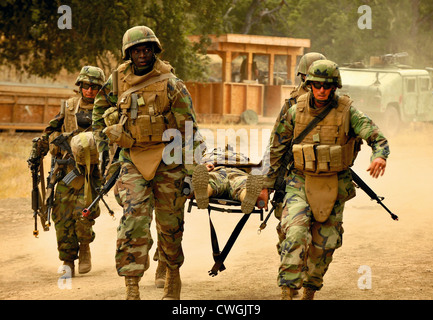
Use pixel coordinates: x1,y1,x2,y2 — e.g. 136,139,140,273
187,197,264,276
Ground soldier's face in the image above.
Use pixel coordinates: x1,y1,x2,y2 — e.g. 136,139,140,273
81,83,100,99
130,44,154,68
311,81,334,103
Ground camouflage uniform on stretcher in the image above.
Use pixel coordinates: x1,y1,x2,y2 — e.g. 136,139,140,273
203,147,253,201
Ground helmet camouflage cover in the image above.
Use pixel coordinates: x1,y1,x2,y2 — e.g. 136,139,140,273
305,59,342,88
296,52,326,76
75,66,106,87
122,26,162,60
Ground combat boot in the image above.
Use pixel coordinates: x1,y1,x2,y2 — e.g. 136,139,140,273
125,276,141,300
241,174,263,214
155,260,167,288
63,260,75,278
78,243,92,274
162,267,181,300
301,287,316,300
281,286,296,300
192,164,210,209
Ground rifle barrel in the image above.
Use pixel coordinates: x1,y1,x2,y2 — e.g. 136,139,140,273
350,169,398,221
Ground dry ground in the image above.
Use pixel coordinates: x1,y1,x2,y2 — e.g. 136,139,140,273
1,123,433,304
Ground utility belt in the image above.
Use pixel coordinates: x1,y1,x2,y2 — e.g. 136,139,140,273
292,138,357,174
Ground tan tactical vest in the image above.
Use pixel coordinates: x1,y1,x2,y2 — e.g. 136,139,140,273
293,93,361,222
114,59,177,145
292,93,360,175
63,96,93,133
111,59,178,180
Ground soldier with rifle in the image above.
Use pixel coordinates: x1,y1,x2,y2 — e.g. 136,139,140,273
261,59,393,300
28,66,105,277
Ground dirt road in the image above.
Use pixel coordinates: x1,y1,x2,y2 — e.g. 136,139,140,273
1,125,433,301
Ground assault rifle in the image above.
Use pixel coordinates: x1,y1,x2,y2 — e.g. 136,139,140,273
350,168,398,221
28,137,49,237
82,147,121,218
82,163,120,218
44,132,76,228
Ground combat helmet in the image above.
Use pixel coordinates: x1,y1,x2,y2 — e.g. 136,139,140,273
305,59,342,88
296,52,326,76
122,26,162,60
75,66,106,87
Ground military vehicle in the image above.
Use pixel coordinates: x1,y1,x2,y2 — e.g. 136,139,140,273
338,53,433,136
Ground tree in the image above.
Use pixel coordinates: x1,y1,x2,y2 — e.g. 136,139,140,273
0,0,227,80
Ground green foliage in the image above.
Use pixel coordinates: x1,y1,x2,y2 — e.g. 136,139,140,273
1,0,432,81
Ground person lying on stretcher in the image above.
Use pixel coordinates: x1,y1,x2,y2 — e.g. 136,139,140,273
191,145,268,214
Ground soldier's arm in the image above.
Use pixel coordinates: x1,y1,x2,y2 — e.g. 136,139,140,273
349,106,390,161
263,106,295,188
92,75,116,153
167,78,204,175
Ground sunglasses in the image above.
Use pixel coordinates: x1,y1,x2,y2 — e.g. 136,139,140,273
311,82,334,90
81,83,101,90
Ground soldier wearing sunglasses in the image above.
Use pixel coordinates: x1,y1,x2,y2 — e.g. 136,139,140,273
262,59,389,300
29,66,105,277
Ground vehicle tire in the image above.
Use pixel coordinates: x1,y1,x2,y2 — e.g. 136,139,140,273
382,106,400,137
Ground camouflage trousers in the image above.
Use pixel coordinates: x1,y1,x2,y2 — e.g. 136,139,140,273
208,166,247,200
52,167,101,262
277,170,355,290
113,160,186,277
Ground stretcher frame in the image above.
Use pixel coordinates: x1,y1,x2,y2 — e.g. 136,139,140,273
187,197,264,276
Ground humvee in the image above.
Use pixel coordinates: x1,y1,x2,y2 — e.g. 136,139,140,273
338,54,433,136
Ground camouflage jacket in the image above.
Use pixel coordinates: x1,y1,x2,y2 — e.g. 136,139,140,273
92,58,203,175
263,93,390,189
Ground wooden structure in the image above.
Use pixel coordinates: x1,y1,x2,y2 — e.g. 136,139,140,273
187,34,310,121
0,83,74,131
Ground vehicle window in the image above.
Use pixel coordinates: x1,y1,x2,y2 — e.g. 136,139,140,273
418,78,430,91
405,78,416,92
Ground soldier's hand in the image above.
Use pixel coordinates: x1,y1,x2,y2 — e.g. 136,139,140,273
256,189,269,210
367,157,386,178
38,135,49,157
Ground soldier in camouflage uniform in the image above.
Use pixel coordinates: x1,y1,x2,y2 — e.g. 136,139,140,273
192,145,266,214
274,52,327,132
92,26,203,300
272,53,327,256
261,60,390,300
30,66,105,276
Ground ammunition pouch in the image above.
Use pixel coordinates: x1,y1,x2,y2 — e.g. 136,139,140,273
129,114,168,143
293,139,358,174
